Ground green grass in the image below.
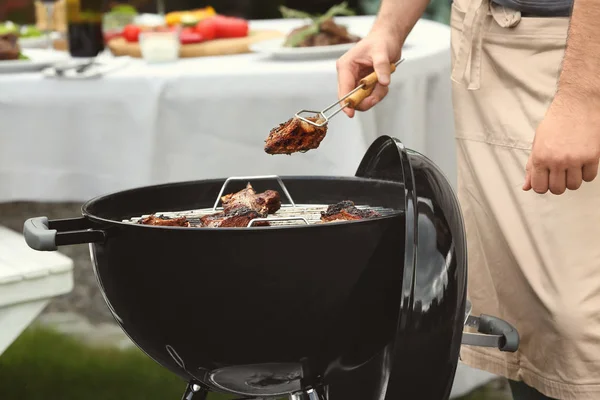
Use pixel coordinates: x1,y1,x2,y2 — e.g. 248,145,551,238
0,327,507,400
459,385,512,400
0,326,232,400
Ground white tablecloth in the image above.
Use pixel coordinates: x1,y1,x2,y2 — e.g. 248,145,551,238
0,16,455,203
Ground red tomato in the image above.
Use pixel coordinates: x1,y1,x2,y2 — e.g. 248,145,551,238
213,16,249,39
122,24,141,43
194,19,217,40
180,30,204,45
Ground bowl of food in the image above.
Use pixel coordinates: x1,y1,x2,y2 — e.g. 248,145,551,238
0,31,68,73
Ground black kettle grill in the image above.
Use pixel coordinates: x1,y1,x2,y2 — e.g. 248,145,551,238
23,136,519,400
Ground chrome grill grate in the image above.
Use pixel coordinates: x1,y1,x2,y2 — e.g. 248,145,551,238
124,204,398,227
122,175,399,227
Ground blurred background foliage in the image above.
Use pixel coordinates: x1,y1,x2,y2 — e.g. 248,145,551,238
361,0,450,24
1,0,450,26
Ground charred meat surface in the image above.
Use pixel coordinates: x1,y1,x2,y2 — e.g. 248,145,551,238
321,200,381,222
221,183,281,214
139,215,190,227
265,116,328,155
0,33,20,61
200,206,270,228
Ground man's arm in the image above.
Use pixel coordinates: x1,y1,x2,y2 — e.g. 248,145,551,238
557,0,600,99
523,0,600,194
371,0,431,42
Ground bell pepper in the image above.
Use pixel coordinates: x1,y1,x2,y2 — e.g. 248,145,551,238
179,29,204,45
165,12,182,27
166,7,216,27
193,6,216,21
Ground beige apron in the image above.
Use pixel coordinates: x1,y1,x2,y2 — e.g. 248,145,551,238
450,1,600,399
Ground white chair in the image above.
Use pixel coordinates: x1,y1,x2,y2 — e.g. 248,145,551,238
0,225,73,356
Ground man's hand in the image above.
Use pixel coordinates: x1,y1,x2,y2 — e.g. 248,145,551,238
523,96,600,194
336,29,402,118
524,0,600,194
335,0,429,118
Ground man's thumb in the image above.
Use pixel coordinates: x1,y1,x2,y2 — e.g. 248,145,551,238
372,54,392,86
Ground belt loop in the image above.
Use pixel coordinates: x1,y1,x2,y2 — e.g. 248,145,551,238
490,3,522,28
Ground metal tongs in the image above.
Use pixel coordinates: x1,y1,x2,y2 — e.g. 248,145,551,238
295,58,405,128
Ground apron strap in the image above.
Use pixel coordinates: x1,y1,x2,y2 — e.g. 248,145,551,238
451,0,488,90
451,0,522,91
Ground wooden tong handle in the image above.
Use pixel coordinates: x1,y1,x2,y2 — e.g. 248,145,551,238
344,62,398,109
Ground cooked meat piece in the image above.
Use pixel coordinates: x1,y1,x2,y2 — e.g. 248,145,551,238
311,32,335,47
290,18,361,47
308,30,360,46
200,206,270,228
265,116,328,155
139,215,190,227
221,183,281,214
0,33,20,61
318,18,360,44
319,18,349,37
321,200,381,222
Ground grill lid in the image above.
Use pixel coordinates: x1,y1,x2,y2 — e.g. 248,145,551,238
356,136,419,329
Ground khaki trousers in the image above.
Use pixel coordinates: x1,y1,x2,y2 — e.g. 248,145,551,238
450,1,600,399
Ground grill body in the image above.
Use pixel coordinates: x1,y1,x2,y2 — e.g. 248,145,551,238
23,136,468,400
83,176,408,395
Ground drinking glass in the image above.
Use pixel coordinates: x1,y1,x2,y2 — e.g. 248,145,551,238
41,0,60,50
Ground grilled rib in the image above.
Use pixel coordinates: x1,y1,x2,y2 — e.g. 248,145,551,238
320,200,381,222
139,215,191,227
200,206,270,228
264,116,328,155
221,183,281,214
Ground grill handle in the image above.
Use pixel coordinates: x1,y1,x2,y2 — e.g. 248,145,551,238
462,314,520,352
24,216,106,252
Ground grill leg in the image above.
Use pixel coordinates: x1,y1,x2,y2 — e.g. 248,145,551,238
289,386,327,400
181,382,208,400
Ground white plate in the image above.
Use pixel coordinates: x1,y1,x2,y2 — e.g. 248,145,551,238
250,37,357,60
0,49,69,74
19,32,61,49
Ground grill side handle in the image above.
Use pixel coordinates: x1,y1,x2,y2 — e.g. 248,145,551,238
462,314,520,352
24,216,106,251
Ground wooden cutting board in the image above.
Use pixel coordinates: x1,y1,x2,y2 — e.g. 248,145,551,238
107,30,283,58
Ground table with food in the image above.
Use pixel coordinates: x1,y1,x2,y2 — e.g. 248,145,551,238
0,1,455,204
